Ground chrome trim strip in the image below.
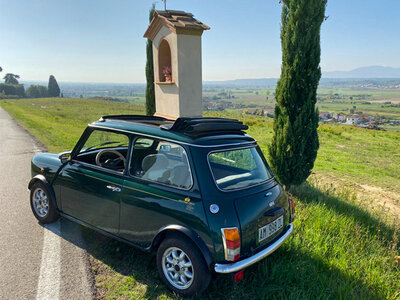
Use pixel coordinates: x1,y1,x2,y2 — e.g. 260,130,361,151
88,124,256,148
214,224,294,274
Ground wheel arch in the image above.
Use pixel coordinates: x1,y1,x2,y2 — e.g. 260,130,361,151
151,225,214,270
28,175,59,211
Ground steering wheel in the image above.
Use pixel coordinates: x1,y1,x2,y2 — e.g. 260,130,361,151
95,149,126,168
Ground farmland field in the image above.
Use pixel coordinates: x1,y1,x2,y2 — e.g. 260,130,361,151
1,98,399,299
203,86,400,130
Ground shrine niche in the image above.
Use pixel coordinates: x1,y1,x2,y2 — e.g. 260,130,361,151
158,39,172,83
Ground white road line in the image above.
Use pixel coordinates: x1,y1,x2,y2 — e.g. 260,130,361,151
36,221,61,300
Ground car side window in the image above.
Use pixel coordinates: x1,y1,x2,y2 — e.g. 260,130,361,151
130,137,193,189
76,130,130,172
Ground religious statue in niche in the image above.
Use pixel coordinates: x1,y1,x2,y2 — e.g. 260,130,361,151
163,66,172,82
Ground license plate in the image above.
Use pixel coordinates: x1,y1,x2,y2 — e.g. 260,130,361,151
258,215,284,242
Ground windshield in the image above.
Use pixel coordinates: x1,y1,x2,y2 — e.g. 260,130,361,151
208,147,273,191
79,130,129,154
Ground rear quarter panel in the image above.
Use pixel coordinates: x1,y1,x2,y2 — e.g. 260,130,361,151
191,146,289,262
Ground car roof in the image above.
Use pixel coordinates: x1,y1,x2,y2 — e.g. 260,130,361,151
89,115,256,148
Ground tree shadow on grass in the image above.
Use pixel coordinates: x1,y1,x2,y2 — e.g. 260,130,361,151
42,181,398,299
41,216,390,300
208,247,384,300
75,224,384,300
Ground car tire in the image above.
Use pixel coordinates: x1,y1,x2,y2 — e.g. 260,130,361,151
156,234,211,297
30,181,59,223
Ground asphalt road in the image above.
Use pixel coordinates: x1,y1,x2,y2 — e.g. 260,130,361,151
0,107,93,300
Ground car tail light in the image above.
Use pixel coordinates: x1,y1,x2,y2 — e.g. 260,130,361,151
221,227,241,262
289,199,295,222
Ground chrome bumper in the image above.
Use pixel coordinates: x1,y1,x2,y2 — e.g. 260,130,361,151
214,223,294,274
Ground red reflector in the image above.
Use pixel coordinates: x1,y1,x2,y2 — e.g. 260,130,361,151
234,254,240,261
234,270,244,283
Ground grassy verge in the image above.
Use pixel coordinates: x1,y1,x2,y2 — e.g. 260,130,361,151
0,98,144,152
1,98,399,299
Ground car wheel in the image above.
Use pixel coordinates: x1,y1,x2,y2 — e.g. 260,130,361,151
156,234,211,297
30,181,59,223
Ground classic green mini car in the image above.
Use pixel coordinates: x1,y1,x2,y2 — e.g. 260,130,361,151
29,116,294,297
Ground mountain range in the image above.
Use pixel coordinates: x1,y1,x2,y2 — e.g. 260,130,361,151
203,66,400,87
323,66,400,78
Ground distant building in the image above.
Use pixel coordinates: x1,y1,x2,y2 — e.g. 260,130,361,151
319,111,333,121
359,114,374,123
333,113,346,122
346,115,360,125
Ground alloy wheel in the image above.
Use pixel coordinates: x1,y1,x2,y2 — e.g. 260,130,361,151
32,188,49,218
161,247,194,290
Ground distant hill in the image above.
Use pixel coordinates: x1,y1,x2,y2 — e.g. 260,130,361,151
202,67,400,88
323,66,400,78
19,66,400,92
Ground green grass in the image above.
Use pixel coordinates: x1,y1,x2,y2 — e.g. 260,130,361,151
84,179,399,299
0,98,144,152
1,98,399,299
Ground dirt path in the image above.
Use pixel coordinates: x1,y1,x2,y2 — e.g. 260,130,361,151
311,173,400,223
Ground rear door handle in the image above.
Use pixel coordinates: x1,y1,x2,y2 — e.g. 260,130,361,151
106,185,121,192
264,207,283,217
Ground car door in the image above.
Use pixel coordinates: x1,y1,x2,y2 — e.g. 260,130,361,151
119,137,207,249
54,128,130,235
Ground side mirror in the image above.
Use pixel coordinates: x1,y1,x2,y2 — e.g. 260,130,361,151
59,153,71,164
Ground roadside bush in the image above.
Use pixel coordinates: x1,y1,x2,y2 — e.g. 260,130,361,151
26,85,48,98
0,83,25,97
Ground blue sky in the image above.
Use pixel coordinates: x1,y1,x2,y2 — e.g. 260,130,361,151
1,0,399,83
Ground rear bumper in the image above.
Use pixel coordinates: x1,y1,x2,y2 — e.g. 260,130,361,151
214,223,294,274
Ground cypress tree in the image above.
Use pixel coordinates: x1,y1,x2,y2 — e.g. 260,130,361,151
145,4,156,116
48,75,60,97
268,0,327,188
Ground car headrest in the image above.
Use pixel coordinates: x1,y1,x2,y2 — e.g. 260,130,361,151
142,154,168,172
170,165,192,188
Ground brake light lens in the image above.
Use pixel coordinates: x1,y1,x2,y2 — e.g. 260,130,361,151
221,227,241,261
289,199,295,222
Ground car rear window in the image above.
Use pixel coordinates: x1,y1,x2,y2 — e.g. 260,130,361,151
208,147,272,191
